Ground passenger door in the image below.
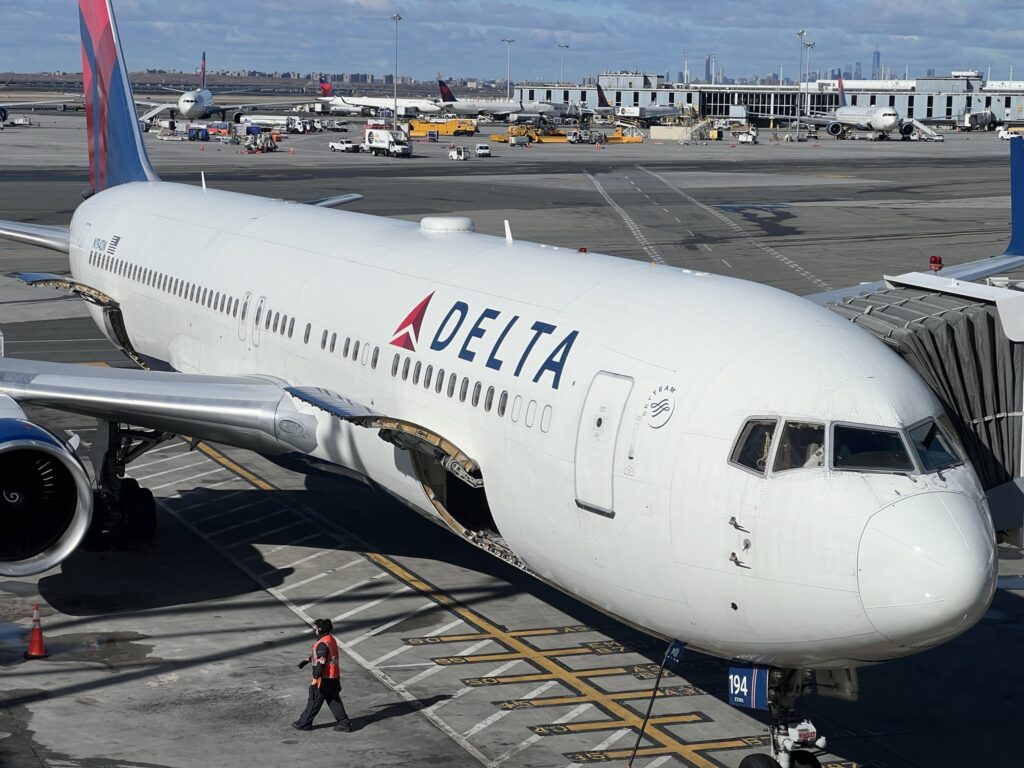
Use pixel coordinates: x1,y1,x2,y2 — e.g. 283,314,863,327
574,372,634,516
252,295,265,347
238,291,251,342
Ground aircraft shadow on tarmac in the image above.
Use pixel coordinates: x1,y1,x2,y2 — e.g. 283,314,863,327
19,467,1024,767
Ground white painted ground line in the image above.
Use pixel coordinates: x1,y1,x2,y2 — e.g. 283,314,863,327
204,507,285,537
299,571,388,612
132,456,209,481
565,728,632,768
278,556,365,593
343,600,436,649
491,703,594,766
424,659,522,717
130,451,196,471
150,466,225,491
240,534,321,562
192,495,271,524
398,638,495,690
368,617,465,667
331,585,411,622
462,680,559,738
175,488,248,513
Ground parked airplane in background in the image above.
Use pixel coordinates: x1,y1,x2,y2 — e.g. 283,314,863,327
0,2,1007,765
437,80,560,120
138,52,318,123
598,84,680,125
0,84,80,124
322,93,441,116
797,77,907,138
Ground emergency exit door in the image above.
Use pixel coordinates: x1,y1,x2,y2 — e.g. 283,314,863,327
574,372,633,516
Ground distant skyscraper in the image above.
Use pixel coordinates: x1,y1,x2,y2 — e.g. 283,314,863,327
704,54,712,83
926,68,936,77
872,49,881,79
854,61,862,79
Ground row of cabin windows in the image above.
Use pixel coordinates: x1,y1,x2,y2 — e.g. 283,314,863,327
248,302,381,369
388,353,552,431
89,250,240,319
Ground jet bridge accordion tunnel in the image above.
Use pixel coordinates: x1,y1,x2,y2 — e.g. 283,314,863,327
827,277,1024,540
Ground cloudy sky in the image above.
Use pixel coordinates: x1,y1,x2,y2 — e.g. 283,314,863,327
1,0,1021,82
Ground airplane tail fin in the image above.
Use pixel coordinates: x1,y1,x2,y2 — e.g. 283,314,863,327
1005,138,1024,256
79,0,159,193
199,51,207,90
319,76,333,97
438,80,457,103
596,84,611,109
837,76,847,108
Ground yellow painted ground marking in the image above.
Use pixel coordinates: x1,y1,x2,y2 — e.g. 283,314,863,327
192,441,737,768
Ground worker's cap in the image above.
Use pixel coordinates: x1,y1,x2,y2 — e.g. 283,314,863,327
312,618,333,635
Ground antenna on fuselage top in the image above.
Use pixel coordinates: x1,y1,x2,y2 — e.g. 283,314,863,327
201,171,207,193
504,219,513,243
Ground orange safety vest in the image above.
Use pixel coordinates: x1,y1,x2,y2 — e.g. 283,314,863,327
310,634,340,685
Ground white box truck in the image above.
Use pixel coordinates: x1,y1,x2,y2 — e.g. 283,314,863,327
361,127,412,157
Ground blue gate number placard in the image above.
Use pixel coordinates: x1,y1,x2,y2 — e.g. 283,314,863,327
727,665,769,710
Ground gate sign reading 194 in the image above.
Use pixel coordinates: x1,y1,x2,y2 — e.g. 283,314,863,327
727,665,769,710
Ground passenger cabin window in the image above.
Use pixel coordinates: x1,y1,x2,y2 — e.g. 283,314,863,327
730,418,778,474
304,323,311,344
907,420,961,472
774,421,825,472
424,365,433,389
832,425,913,473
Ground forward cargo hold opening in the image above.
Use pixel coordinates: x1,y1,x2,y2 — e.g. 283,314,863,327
408,450,525,571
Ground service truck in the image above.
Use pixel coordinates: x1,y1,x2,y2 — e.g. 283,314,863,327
362,127,412,157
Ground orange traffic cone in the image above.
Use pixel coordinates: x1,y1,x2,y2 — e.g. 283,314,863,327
24,603,48,659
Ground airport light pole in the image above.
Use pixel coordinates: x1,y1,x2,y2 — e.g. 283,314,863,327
803,40,815,121
391,13,401,127
558,43,570,85
502,37,514,99
796,30,806,139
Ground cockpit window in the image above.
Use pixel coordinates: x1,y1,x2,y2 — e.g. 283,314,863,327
908,419,961,471
833,425,913,472
730,418,777,475
774,421,825,471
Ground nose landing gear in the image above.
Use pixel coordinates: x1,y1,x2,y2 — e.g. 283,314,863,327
738,668,826,768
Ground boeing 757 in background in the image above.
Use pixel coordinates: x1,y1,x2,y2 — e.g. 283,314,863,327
0,2,1011,765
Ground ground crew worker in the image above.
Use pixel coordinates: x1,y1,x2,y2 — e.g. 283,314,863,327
292,618,353,732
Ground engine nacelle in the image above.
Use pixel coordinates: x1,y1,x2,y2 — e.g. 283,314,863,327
0,108,8,123
826,121,844,137
232,110,247,124
0,419,93,577
900,122,915,136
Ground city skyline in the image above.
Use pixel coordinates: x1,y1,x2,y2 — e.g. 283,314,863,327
1,0,1019,83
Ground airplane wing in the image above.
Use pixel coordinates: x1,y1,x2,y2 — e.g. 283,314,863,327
138,101,172,122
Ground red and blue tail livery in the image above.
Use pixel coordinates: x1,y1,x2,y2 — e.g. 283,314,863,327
199,51,207,90
438,80,457,103
79,0,158,193
319,76,332,98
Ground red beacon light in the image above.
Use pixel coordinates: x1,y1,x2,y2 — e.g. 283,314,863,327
578,247,588,253
929,255,944,272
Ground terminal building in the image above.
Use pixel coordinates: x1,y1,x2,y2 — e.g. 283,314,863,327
515,71,1024,127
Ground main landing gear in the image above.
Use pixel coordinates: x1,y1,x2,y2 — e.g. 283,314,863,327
85,421,168,546
739,669,826,768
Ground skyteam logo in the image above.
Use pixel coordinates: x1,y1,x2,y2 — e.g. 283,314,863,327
644,385,676,429
390,293,579,390
390,292,434,351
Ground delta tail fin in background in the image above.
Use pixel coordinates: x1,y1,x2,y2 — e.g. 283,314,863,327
596,84,612,109
438,80,457,104
837,76,848,108
79,0,159,193
199,51,206,91
319,76,332,98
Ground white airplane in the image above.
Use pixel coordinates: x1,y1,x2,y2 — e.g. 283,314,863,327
437,80,561,120
0,2,1008,765
138,52,321,123
319,90,441,117
0,83,81,125
798,78,907,138
599,84,680,125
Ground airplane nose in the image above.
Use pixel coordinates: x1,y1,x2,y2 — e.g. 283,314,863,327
858,492,996,650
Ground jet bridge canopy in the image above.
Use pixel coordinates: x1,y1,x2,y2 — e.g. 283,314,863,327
827,284,1024,532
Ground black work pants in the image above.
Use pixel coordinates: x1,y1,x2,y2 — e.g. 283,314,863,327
295,679,349,727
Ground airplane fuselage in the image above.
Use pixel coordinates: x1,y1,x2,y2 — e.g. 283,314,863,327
67,181,997,670
176,88,216,120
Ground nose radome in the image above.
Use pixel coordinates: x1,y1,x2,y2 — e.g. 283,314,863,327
858,492,996,650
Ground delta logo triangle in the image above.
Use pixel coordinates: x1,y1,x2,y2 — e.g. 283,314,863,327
390,292,434,351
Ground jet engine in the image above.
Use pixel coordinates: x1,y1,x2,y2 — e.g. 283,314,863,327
0,108,8,123
231,110,247,124
826,121,844,137
900,122,915,137
0,419,93,577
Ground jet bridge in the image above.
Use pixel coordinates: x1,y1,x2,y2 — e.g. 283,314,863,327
826,271,1024,538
